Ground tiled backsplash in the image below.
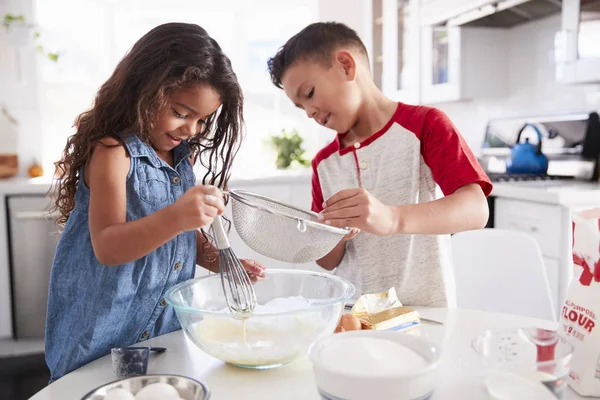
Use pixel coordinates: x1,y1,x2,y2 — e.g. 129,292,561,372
433,15,600,157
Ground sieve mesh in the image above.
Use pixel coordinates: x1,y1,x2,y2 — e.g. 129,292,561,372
228,190,348,263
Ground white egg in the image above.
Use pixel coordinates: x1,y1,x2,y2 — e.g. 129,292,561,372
135,383,180,400
104,388,135,400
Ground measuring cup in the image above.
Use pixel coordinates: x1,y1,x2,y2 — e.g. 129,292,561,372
472,328,574,400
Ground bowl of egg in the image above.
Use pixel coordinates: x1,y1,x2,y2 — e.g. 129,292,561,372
165,269,355,369
308,330,441,400
81,374,209,400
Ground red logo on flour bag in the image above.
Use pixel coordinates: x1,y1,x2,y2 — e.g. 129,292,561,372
561,302,595,334
560,208,600,397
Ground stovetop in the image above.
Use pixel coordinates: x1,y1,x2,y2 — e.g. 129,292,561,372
487,173,576,183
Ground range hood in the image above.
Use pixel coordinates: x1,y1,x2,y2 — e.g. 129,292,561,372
445,0,562,28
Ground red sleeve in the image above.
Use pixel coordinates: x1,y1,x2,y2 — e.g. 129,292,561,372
311,158,324,213
420,108,492,197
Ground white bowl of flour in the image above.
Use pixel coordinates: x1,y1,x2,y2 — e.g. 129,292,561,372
309,330,441,400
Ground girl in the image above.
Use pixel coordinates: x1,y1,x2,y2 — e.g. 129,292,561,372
45,22,265,381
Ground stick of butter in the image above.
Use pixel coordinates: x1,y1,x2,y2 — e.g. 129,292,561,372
358,307,420,331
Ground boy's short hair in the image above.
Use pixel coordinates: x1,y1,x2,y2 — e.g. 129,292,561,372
267,22,369,89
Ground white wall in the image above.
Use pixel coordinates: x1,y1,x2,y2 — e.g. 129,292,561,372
432,15,600,156
0,0,42,175
5,4,600,172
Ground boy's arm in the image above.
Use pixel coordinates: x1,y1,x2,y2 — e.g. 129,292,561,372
320,183,488,235
320,107,492,236
393,183,488,234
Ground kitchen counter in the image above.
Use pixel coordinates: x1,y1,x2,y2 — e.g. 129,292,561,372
2,174,600,208
0,177,53,195
0,169,312,195
30,307,586,400
491,180,600,206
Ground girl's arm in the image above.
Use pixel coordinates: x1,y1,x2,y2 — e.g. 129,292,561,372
194,229,267,281
87,138,224,266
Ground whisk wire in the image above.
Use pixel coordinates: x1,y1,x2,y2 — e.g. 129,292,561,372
211,215,257,314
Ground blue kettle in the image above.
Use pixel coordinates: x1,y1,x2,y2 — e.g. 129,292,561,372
506,123,548,175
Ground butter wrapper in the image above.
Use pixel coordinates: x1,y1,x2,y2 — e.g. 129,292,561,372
350,287,402,318
350,288,420,332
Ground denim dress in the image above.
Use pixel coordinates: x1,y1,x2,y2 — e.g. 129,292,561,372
45,134,197,382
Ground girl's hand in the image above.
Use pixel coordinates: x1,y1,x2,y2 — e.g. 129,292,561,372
341,227,361,242
240,259,266,283
172,185,225,231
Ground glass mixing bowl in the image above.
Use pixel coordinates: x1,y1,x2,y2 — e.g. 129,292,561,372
165,269,355,369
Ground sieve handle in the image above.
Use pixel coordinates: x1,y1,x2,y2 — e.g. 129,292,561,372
211,215,230,250
296,219,307,233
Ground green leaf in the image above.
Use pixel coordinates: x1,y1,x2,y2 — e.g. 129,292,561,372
47,52,59,62
3,13,27,29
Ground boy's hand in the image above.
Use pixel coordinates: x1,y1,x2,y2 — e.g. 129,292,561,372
318,188,398,236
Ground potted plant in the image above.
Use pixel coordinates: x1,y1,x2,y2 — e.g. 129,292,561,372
268,128,310,170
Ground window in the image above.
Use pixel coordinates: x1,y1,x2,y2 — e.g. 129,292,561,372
431,27,449,85
35,0,318,178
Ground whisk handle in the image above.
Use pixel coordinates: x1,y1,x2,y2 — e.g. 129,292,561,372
211,215,230,250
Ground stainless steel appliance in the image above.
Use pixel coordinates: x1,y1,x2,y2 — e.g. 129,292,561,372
7,195,60,339
479,112,596,182
480,112,597,229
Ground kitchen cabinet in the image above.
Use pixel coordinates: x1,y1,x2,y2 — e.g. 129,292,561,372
555,0,600,84
322,0,509,104
420,25,508,104
494,197,574,319
418,0,494,26
0,191,58,340
319,0,421,103
7,195,60,339
374,0,420,103
368,0,508,104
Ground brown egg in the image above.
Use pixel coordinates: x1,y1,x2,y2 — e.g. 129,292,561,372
359,319,373,330
335,314,362,333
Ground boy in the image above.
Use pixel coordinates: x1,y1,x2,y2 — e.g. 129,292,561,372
267,22,492,306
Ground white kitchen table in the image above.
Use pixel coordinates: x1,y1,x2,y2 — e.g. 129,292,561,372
30,308,586,400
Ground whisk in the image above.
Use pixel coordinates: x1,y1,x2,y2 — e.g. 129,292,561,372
210,214,257,313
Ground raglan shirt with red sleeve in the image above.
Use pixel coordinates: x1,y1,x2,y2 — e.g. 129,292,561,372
311,103,492,307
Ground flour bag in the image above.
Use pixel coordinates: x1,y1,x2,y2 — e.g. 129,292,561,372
560,208,600,396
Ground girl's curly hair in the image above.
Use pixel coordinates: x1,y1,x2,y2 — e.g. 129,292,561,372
52,22,244,225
